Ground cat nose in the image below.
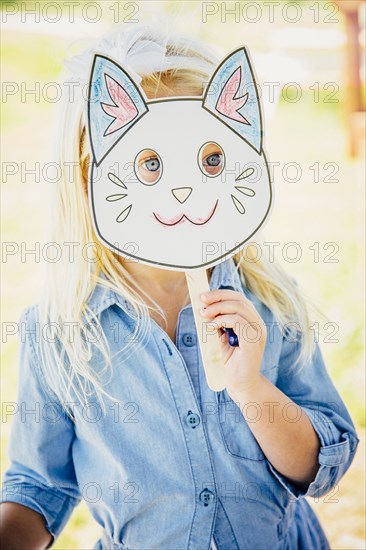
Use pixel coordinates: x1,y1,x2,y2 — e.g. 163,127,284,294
171,187,193,204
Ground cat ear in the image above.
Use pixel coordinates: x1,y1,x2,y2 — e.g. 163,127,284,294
202,48,262,154
87,54,148,166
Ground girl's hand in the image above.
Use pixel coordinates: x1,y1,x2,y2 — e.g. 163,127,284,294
200,289,267,399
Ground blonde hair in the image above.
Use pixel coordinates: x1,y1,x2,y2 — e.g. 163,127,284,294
39,27,319,418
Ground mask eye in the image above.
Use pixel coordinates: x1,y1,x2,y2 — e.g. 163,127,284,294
198,142,225,178
134,149,162,185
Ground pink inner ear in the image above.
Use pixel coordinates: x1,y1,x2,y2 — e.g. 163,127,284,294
215,67,250,125
101,74,138,136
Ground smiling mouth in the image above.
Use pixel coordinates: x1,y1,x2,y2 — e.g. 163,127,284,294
153,200,219,226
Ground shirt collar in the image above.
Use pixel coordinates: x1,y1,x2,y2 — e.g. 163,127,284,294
86,257,245,319
208,257,244,294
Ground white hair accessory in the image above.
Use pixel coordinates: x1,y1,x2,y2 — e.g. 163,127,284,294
64,25,218,89
64,26,174,86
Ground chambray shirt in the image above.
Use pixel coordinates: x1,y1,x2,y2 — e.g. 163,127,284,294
1,258,360,549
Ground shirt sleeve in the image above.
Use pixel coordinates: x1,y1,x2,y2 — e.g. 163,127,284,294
265,331,360,500
1,306,82,545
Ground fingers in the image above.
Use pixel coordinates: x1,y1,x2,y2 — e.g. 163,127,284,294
199,290,267,344
200,299,256,324
200,291,261,326
201,289,246,305
206,314,265,344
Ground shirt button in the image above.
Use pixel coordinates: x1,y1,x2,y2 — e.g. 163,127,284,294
199,488,215,506
182,333,196,347
186,410,200,429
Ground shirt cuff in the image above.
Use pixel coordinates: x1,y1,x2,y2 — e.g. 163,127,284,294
1,481,79,540
266,406,359,499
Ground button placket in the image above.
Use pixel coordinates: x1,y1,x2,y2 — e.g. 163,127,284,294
156,332,217,548
177,309,202,404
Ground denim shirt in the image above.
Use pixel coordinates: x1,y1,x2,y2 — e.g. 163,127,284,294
1,258,360,549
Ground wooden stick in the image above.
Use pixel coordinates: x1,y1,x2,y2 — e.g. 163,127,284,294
185,270,226,392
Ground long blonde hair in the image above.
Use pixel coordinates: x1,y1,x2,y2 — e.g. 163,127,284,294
39,27,319,418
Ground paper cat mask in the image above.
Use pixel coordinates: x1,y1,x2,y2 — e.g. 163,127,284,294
87,47,272,270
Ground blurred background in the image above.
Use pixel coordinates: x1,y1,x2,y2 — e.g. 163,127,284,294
1,0,365,548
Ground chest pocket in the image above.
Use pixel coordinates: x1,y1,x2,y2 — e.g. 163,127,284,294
214,289,284,460
216,348,280,461
217,388,266,461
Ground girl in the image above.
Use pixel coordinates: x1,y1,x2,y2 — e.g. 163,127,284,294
0,25,360,550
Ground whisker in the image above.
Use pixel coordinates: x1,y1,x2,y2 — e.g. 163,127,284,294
231,195,245,214
116,204,132,223
235,186,255,197
106,194,127,202
108,172,128,189
236,167,255,181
